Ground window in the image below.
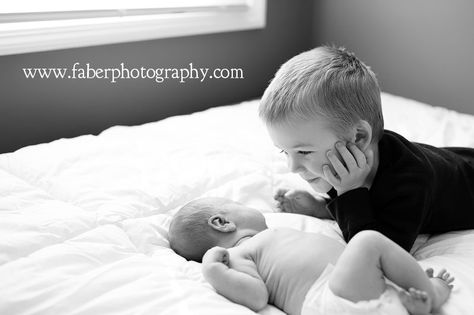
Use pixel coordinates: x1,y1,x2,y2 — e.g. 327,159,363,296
0,0,266,56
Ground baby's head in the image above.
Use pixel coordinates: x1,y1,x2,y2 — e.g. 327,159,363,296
259,45,384,144
168,197,267,262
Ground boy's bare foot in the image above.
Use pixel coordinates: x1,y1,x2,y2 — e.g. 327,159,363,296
399,288,431,315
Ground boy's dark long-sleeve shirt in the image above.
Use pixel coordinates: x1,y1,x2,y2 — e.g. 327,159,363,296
326,129,474,251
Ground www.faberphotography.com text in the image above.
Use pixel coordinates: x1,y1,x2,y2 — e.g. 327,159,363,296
21,62,245,84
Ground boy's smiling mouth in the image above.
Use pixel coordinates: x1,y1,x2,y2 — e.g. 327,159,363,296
303,176,320,183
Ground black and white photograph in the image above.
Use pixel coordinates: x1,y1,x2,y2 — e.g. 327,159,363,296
1,1,473,314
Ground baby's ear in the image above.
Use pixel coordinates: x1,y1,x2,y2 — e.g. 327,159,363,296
354,120,373,151
208,214,236,233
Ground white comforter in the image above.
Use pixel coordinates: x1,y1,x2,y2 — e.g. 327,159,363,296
1,93,473,315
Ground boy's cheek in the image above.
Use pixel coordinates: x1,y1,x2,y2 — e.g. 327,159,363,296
315,154,337,176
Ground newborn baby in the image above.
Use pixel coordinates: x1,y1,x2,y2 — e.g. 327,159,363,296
168,198,453,315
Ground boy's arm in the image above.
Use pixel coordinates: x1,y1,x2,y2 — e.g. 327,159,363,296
313,196,333,219
202,247,268,312
323,142,426,251
274,189,334,219
327,185,428,251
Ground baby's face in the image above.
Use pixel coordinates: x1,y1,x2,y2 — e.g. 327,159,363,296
222,201,267,233
267,117,344,193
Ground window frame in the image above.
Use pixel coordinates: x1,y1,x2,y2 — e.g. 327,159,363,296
0,0,266,56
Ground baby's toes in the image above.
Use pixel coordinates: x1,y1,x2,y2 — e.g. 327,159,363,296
437,270,455,284
425,268,434,278
436,268,447,278
408,288,419,298
399,290,410,304
409,288,427,301
418,291,428,302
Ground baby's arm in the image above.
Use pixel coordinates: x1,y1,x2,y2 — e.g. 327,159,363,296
202,246,268,312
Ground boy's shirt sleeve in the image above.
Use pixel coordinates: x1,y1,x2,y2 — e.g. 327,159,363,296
326,185,430,252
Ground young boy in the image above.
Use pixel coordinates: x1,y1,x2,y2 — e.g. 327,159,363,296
168,197,454,315
259,45,474,252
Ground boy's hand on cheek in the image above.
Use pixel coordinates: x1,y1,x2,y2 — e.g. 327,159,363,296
322,142,373,196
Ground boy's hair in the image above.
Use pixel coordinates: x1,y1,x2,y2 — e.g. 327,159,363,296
259,45,384,142
168,197,229,262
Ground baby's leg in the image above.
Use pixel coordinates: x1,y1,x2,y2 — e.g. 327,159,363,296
329,230,452,313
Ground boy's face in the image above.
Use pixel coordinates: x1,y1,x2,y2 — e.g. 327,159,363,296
267,118,345,194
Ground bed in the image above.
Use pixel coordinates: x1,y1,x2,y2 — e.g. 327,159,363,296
1,92,473,315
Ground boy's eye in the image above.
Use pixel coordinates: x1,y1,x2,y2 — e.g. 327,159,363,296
279,150,313,155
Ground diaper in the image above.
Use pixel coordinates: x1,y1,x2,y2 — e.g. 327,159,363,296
301,264,409,315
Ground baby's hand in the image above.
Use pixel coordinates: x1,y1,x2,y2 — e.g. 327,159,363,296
323,142,374,196
202,246,230,267
274,188,319,216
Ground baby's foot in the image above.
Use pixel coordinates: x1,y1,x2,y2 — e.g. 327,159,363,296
399,288,431,315
425,267,434,278
430,269,455,311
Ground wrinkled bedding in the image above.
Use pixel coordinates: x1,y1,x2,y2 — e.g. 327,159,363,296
1,92,473,315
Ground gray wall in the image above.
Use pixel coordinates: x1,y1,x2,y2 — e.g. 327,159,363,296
312,0,474,116
2,0,474,153
0,0,314,153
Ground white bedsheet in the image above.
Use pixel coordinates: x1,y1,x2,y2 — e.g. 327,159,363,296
1,92,473,315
